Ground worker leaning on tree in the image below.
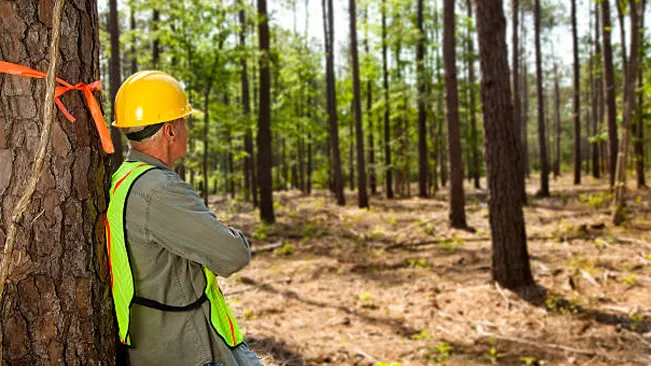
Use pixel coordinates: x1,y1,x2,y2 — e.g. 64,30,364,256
105,70,262,366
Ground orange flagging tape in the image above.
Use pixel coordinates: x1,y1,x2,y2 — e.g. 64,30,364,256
0,61,114,154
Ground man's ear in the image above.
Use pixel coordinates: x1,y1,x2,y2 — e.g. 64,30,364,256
167,122,175,137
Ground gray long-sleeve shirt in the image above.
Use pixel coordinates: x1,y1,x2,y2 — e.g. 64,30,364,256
121,149,258,366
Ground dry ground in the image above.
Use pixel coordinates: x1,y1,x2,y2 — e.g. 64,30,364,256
209,175,651,366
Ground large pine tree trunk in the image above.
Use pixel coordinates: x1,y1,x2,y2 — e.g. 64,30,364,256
534,0,550,197
475,0,534,291
443,0,467,228
349,0,369,208
109,0,123,171
258,0,276,223
381,0,393,199
323,0,345,205
0,0,115,363
416,0,428,197
572,0,581,184
602,0,618,186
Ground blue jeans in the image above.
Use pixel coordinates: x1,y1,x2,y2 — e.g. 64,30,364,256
204,343,263,366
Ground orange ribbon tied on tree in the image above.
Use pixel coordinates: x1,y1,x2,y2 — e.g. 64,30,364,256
0,61,114,154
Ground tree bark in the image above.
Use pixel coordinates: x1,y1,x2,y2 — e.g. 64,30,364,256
443,0,468,228
512,0,527,204
109,0,123,171
240,0,256,205
592,2,602,179
323,0,346,205
572,0,581,184
0,0,115,362
416,0,429,197
612,0,641,225
474,0,534,291
349,0,369,208
152,9,160,69
258,0,276,222
553,60,561,178
522,22,530,179
602,0,618,186
130,3,137,74
381,0,393,199
534,0,550,197
467,0,480,190
635,0,647,188
364,7,376,196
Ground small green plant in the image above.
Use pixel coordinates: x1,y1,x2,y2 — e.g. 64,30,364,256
252,223,270,241
558,193,569,205
423,223,435,236
273,243,294,256
410,329,432,341
244,308,256,320
484,347,502,364
630,313,644,330
520,356,538,365
425,341,453,363
388,216,398,225
545,294,580,315
579,191,613,209
359,291,373,303
407,258,429,269
636,196,643,205
622,273,637,286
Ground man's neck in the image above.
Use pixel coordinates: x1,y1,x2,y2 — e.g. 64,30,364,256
131,146,172,167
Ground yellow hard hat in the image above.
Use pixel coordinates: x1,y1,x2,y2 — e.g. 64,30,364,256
113,70,193,128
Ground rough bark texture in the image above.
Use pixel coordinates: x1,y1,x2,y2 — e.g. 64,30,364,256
0,0,115,363
443,0,467,228
602,0,618,186
534,0,550,197
474,0,534,290
323,0,345,205
381,0,393,199
108,0,123,171
572,0,581,185
416,0,428,198
349,0,369,208
258,0,275,222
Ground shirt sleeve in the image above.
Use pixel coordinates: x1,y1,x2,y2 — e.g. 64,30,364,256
146,176,251,277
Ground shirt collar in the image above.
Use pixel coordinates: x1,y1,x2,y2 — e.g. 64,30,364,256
125,149,171,170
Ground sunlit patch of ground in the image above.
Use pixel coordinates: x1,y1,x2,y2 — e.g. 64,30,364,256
209,175,651,365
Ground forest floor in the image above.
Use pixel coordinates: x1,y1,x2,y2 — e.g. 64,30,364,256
209,175,651,366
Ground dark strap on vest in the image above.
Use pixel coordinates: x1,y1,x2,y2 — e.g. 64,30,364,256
133,293,208,312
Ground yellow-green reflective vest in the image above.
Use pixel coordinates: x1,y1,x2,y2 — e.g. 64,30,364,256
105,161,244,348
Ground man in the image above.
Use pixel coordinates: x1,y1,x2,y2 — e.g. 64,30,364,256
105,70,261,366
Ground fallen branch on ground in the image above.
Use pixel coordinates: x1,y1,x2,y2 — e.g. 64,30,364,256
251,241,283,255
224,277,292,296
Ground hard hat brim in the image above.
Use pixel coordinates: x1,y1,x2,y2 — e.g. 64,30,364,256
112,108,194,127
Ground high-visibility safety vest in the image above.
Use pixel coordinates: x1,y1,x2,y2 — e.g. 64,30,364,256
105,161,244,348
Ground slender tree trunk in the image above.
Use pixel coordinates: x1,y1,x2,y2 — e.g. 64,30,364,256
602,0,618,186
0,1,115,362
323,0,346,205
365,10,377,195
591,3,601,179
475,0,534,291
636,0,647,188
130,3,137,74
616,1,628,90
512,0,527,203
152,9,160,69
203,84,213,206
553,60,561,178
381,0,393,199
467,0,480,190
534,0,550,197
434,2,447,188
613,0,641,225
443,0,467,228
416,0,429,197
572,0,581,184
240,0,255,204
521,13,530,180
349,0,369,208
349,108,355,191
258,0,276,222
109,0,124,171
